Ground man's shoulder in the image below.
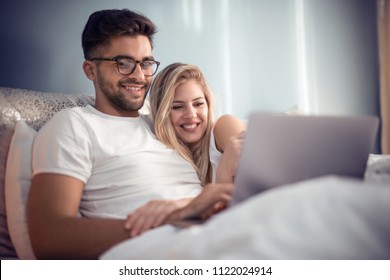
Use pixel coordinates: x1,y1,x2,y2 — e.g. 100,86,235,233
37,106,90,134
51,105,90,121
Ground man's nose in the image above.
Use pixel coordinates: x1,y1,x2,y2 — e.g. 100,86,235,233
128,63,145,80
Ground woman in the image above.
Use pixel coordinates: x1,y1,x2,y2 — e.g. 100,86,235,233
124,63,245,236
150,63,246,185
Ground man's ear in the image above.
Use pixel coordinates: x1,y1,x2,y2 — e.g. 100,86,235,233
83,60,95,80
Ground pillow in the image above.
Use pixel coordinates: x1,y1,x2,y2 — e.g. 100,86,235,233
365,154,390,185
5,121,37,259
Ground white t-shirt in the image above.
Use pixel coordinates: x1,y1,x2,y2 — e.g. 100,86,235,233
209,127,222,183
32,105,203,219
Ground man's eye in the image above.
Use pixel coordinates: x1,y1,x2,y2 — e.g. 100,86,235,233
118,59,133,67
141,61,154,68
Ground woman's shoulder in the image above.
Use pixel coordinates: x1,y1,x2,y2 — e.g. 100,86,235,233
214,114,242,127
214,114,246,135
213,114,246,152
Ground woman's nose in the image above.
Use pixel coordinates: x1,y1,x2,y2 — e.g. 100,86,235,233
184,107,197,118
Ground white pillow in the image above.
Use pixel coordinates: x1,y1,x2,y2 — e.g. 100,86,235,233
365,154,390,185
5,121,37,259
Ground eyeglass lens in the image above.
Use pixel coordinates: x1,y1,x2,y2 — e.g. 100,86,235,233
117,59,158,76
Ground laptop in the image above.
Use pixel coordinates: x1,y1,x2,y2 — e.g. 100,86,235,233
231,113,379,205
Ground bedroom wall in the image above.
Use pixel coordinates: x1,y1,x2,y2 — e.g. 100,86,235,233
299,0,380,116
0,0,379,121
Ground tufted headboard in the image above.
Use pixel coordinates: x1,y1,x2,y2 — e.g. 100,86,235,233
0,87,95,259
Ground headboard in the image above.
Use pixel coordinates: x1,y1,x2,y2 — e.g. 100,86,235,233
0,87,95,259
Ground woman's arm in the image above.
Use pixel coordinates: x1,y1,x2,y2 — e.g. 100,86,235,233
213,114,246,183
213,114,246,152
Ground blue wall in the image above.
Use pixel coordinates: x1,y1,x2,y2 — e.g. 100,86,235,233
0,0,380,121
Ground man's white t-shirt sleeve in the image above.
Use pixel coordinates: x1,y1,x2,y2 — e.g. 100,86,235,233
32,108,92,183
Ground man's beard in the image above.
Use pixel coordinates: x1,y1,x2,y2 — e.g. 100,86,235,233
97,73,147,112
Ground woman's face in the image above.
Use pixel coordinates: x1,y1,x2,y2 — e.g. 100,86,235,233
169,79,209,149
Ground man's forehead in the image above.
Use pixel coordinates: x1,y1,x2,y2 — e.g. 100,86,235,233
103,35,153,58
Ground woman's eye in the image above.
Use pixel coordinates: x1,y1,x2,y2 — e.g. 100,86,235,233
194,102,205,107
171,105,183,110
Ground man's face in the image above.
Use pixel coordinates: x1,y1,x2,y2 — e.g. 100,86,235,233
92,35,154,117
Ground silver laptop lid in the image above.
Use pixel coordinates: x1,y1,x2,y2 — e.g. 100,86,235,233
232,114,379,205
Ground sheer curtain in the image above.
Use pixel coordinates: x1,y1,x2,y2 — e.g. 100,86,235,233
378,0,390,154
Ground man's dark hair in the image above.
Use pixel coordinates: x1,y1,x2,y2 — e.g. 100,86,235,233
82,9,157,60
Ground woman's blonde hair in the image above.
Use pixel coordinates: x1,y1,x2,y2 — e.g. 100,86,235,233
150,63,214,185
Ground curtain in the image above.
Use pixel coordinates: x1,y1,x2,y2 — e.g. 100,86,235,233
378,0,390,154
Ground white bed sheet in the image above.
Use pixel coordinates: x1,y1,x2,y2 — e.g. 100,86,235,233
100,176,390,260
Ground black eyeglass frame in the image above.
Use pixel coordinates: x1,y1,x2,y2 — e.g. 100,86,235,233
88,56,160,77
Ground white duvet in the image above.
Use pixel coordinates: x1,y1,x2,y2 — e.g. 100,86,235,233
100,176,390,260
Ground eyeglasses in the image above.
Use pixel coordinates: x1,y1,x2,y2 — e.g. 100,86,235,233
89,56,160,77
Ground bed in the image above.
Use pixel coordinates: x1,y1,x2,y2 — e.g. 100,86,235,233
1,86,389,260
101,175,390,259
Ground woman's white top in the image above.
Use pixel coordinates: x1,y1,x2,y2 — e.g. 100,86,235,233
209,127,222,183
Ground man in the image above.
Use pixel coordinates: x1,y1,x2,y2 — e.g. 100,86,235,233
28,8,389,261
28,8,229,260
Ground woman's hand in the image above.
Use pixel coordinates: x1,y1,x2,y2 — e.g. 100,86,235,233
124,198,192,237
